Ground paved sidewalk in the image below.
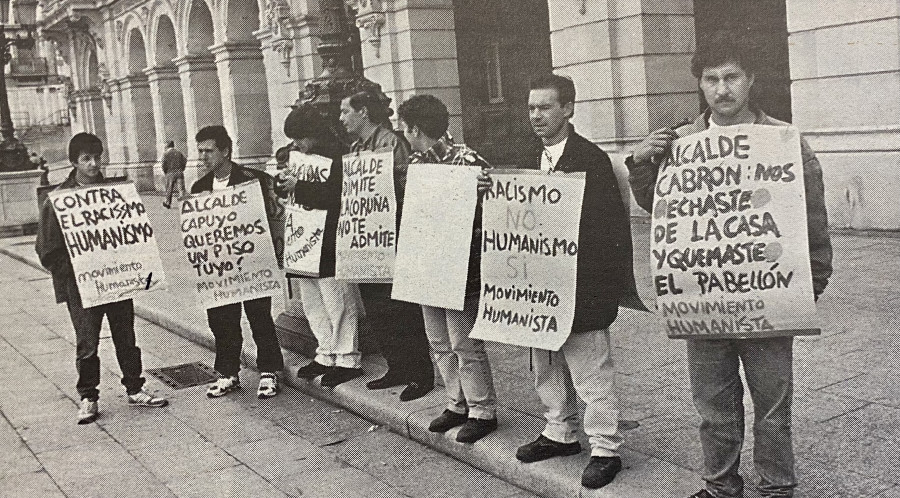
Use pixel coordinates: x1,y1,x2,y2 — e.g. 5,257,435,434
0,253,537,498
3,191,900,497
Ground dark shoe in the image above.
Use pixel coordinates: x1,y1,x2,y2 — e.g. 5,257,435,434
399,381,433,402
162,203,170,209
297,361,333,380
516,434,581,463
429,409,468,432
456,417,498,443
581,456,622,489
321,367,364,388
687,490,715,498
366,372,406,390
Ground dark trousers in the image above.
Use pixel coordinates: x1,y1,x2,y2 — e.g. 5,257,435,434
66,296,144,400
206,297,285,378
359,284,434,384
164,173,185,206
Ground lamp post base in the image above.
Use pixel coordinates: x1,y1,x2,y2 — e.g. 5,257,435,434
0,138,31,172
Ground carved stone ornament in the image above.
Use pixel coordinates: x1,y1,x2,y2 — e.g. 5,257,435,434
348,0,385,57
265,0,293,76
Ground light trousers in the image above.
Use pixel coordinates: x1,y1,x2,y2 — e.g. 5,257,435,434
298,277,361,368
422,297,496,419
533,328,622,457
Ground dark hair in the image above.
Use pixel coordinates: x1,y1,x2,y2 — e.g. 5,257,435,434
68,132,104,163
195,125,232,155
346,91,392,126
691,32,757,78
283,104,338,145
529,74,576,106
397,94,448,140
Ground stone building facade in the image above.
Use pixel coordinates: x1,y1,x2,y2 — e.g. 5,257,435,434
39,0,900,229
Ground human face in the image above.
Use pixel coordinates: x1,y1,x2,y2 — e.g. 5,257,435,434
399,120,428,153
339,98,367,139
291,137,315,154
73,151,102,184
699,61,755,125
529,88,573,145
197,139,230,177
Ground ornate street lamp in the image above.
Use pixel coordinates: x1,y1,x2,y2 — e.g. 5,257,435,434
0,21,36,171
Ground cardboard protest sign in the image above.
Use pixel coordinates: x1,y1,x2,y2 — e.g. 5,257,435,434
180,180,282,308
335,149,396,283
49,182,166,308
470,170,584,351
392,164,479,310
283,205,328,277
284,151,333,203
652,124,817,339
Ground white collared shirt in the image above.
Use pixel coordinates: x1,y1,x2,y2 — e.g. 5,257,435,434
540,137,568,172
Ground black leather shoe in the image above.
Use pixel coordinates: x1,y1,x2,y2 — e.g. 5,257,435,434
581,456,622,489
297,362,333,379
687,490,714,498
429,410,468,432
320,367,364,388
366,372,406,390
456,417,497,443
399,381,433,402
516,435,582,463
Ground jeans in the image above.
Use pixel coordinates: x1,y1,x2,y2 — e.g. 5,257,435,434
359,283,434,384
533,329,622,457
66,294,144,400
686,337,796,498
422,296,496,419
298,277,361,368
206,297,285,377
164,173,185,206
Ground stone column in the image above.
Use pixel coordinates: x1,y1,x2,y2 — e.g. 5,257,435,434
174,54,223,161
786,0,900,229
210,41,273,166
117,75,157,191
351,0,465,138
146,66,188,190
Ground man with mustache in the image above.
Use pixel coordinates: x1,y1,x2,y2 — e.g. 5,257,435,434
627,33,833,498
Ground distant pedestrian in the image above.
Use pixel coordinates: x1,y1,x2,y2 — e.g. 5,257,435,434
276,105,364,388
627,32,833,498
35,132,168,425
161,140,187,209
340,90,435,402
397,94,498,443
191,126,285,399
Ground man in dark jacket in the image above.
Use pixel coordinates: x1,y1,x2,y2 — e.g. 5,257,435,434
626,33,833,498
481,74,633,489
161,140,187,209
36,132,168,425
191,125,284,400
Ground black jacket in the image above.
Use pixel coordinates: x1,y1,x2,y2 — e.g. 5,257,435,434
522,128,633,333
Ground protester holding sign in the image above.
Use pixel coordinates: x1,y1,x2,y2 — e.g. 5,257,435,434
275,105,364,388
36,133,168,425
479,75,633,489
341,91,435,402
397,94,499,443
191,126,285,400
627,33,833,498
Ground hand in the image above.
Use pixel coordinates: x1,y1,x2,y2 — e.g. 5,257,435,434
633,128,679,164
477,169,492,195
276,171,297,195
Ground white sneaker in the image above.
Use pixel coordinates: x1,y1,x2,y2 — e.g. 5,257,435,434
128,388,169,407
77,398,98,424
206,376,240,398
257,373,279,399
